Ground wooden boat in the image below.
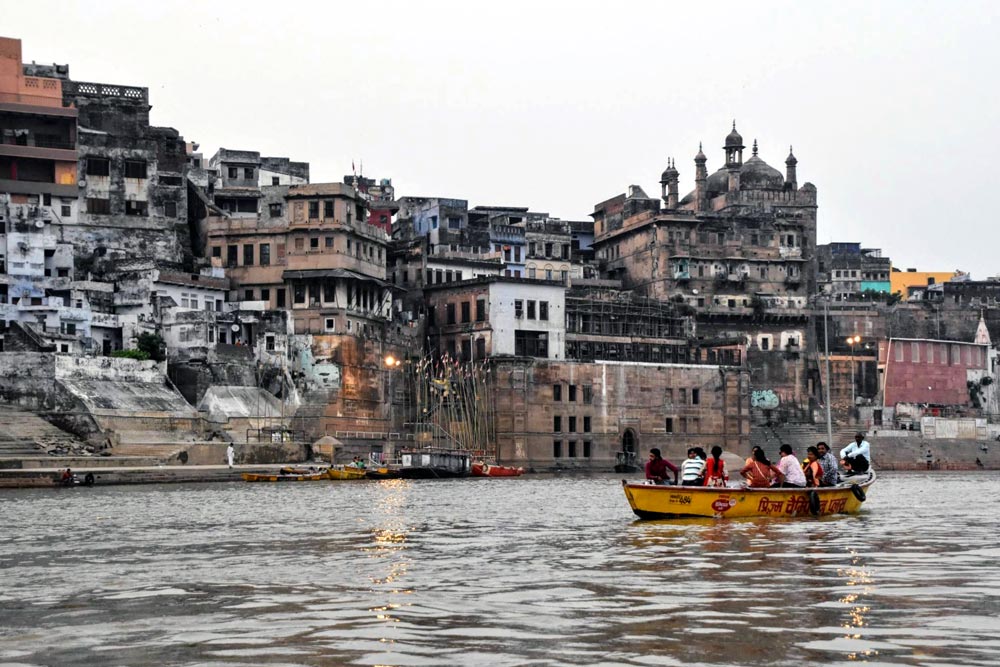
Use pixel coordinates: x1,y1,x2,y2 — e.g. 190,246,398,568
327,466,367,480
471,462,524,477
399,447,471,479
242,469,330,482
622,471,876,519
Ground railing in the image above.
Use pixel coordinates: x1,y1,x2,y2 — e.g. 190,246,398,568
64,80,147,102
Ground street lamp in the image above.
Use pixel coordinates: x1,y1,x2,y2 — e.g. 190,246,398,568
384,354,401,368
846,335,861,413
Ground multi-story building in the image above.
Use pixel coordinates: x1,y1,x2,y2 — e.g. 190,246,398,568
817,242,892,300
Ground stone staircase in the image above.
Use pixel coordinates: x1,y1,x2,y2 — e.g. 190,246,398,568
0,406,91,460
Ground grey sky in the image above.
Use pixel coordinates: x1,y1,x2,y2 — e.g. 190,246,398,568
4,0,998,278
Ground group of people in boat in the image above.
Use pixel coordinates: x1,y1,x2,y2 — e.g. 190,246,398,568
645,432,872,488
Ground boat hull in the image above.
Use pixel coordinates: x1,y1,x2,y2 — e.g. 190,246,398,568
242,471,329,482
366,467,402,480
471,463,524,477
399,467,468,479
327,467,367,480
623,472,875,519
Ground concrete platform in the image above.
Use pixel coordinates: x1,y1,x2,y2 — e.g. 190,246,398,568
0,463,310,488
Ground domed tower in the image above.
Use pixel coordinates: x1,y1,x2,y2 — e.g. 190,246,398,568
694,143,708,212
660,158,680,209
785,145,798,189
725,122,744,191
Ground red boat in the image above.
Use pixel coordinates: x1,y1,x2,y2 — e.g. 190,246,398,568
471,462,525,477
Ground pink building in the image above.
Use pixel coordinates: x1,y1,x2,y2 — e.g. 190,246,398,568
879,338,989,407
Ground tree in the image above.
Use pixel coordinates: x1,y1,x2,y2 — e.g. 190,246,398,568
136,333,166,362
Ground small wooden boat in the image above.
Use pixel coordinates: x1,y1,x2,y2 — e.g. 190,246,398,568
242,469,330,482
622,471,876,519
327,466,367,480
472,462,524,477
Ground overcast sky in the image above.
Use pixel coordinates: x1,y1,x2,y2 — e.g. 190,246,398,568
5,0,998,278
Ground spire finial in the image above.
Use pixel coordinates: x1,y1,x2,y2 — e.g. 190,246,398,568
732,119,736,131
752,139,758,157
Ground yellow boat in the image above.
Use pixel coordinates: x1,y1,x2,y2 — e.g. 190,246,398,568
327,466,367,480
242,469,330,482
622,472,876,519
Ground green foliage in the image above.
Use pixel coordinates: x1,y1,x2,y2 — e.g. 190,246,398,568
136,333,165,362
112,348,150,361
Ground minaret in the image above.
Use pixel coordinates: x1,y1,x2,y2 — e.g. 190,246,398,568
785,145,798,189
694,144,708,212
660,159,680,209
725,121,744,192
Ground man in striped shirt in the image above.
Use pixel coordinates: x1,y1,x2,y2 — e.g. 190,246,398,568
680,448,706,486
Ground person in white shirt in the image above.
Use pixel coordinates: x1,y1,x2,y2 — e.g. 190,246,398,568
775,444,806,487
226,443,235,468
840,433,871,474
680,448,706,486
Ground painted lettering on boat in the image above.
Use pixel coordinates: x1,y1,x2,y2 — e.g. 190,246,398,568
755,495,849,515
668,494,692,506
711,496,737,513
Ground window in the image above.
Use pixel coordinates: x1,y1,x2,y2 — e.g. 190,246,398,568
309,201,319,219
260,288,270,302
244,289,254,300
61,322,76,335
243,244,254,266
276,289,286,308
461,301,471,323
553,440,562,458
164,201,177,218
446,303,456,324
324,200,334,218
124,200,148,216
894,342,903,362
692,388,700,405
583,385,592,404
293,284,306,304
244,167,254,180
124,160,147,179
545,242,553,257
294,238,304,251
446,270,453,283
553,384,562,401
568,385,577,402
514,330,548,357
553,415,562,432
569,416,577,432
514,300,524,318
87,198,110,214
926,343,934,364
545,270,553,280
325,318,336,331
61,204,72,217
561,270,568,282
227,245,238,267
475,337,486,359
911,341,920,363
260,244,270,266
269,203,282,218
461,339,472,361
476,299,486,322
679,388,687,404
539,301,549,321
527,300,536,319
228,166,238,179
528,268,537,279
212,246,222,258
86,157,110,176
323,282,335,302
325,236,334,248
272,176,280,186
310,237,319,249
761,337,770,351
583,441,592,457
583,416,591,432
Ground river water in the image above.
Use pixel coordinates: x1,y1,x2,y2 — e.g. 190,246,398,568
1,472,999,666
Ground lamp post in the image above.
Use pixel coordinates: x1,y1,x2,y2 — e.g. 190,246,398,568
846,335,861,415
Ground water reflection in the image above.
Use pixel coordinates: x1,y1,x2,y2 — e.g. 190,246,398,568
1,473,1000,665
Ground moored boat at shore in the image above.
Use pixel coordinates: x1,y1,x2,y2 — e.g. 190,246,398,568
622,471,875,519
398,447,471,479
471,462,524,477
327,466,367,480
242,468,330,483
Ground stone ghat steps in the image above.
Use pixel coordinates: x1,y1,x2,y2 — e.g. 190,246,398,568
0,406,88,449
114,430,204,445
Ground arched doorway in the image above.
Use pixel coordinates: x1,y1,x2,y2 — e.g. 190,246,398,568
621,428,637,454
615,428,639,473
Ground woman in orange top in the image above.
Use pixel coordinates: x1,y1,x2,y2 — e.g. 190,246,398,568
703,445,729,487
740,448,780,488
803,446,823,487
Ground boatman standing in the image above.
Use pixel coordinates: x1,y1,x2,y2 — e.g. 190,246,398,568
840,432,871,475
